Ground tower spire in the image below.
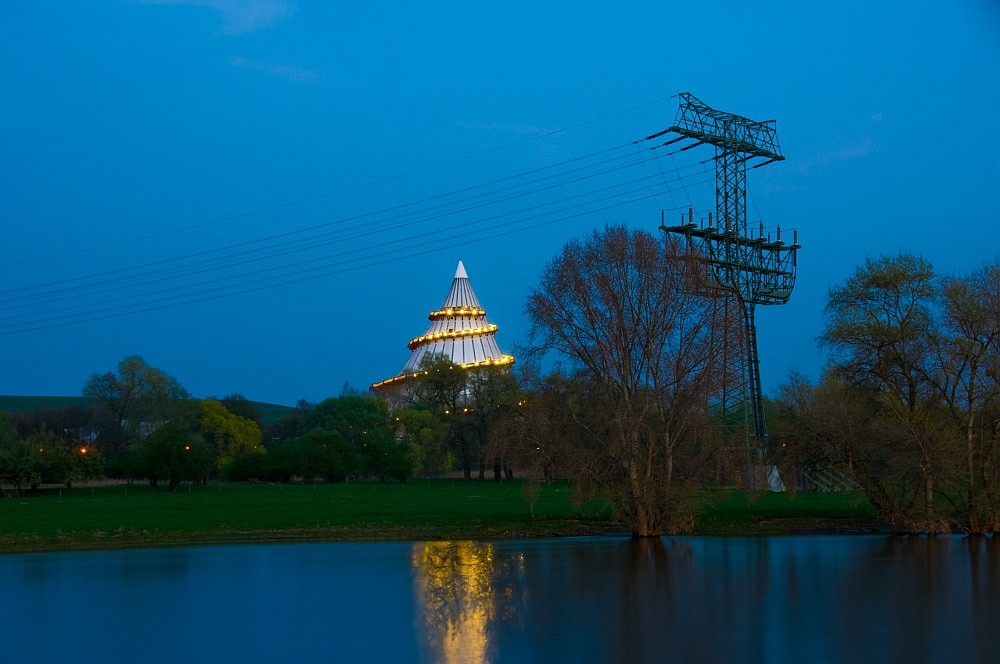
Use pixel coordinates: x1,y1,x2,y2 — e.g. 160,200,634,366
370,261,514,396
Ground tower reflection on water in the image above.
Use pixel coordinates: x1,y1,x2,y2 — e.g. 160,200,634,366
411,541,526,663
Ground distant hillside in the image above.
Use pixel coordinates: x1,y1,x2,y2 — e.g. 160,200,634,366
0,395,297,425
242,401,299,424
0,395,92,412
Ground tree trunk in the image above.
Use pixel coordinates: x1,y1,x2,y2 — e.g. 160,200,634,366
925,471,934,515
966,416,981,533
461,440,471,479
628,430,657,537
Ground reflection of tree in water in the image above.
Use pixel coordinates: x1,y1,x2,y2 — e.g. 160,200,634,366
834,536,1000,662
411,541,526,663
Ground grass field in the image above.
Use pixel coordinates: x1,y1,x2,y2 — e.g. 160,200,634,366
0,480,881,554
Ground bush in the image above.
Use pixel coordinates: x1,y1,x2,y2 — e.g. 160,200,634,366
222,451,268,482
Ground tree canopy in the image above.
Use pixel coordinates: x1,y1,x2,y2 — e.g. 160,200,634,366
83,355,189,459
776,255,1000,533
523,225,728,536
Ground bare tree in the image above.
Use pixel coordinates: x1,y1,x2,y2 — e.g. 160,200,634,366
525,225,724,536
486,371,573,486
771,371,938,531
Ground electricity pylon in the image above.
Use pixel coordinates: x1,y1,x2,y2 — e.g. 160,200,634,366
654,92,799,487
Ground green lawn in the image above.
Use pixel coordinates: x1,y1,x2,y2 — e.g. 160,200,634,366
697,489,880,534
0,480,881,553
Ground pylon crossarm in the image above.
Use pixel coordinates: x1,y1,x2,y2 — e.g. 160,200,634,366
653,91,799,489
668,92,783,161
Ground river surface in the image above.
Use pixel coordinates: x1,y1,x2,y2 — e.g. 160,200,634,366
1,535,998,663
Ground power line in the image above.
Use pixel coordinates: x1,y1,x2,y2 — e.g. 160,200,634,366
0,150,710,312
1,143,647,298
2,99,720,334
0,169,715,331
0,185,708,335
1,97,674,271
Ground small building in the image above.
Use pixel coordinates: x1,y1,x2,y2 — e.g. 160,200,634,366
371,261,514,405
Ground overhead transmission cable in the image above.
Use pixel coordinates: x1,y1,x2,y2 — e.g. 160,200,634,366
0,147,711,310
0,144,665,301
0,183,706,335
2,101,717,334
0,167,715,331
1,143,650,298
1,96,674,271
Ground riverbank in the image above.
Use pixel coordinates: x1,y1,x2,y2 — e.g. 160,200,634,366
0,480,882,553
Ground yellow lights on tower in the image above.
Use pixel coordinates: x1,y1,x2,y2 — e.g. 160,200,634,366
369,355,515,391
407,325,500,350
370,261,515,395
428,307,486,320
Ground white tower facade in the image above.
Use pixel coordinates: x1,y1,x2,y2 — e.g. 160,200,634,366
371,261,514,395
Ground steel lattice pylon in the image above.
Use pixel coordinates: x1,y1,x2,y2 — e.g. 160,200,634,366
655,93,800,488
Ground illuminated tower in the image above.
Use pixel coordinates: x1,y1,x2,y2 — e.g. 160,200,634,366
371,261,514,400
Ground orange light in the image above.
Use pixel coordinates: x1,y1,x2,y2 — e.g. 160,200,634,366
79,447,88,455
369,355,515,391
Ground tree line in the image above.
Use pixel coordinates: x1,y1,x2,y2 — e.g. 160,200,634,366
489,231,1000,537
3,227,998,539
0,354,519,496
770,254,1000,535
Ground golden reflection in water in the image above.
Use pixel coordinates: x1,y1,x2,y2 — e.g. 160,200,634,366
411,541,525,664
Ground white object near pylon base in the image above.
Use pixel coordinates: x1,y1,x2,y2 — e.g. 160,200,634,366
370,261,515,396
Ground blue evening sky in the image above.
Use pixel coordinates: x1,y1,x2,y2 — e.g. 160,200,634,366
2,1,999,405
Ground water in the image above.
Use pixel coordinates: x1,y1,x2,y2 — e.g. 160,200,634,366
1,535,997,663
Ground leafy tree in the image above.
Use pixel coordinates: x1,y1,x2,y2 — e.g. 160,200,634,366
524,225,725,536
394,406,450,478
302,395,407,480
465,366,521,480
410,355,517,480
312,429,362,482
0,426,103,492
265,395,409,482
267,429,360,483
135,424,211,491
200,399,265,472
303,396,391,445
0,413,13,446
413,355,470,477
267,434,327,482
935,262,1000,532
821,253,948,530
83,355,189,459
362,434,412,483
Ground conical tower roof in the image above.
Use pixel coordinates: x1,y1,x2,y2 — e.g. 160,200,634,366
371,261,514,393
